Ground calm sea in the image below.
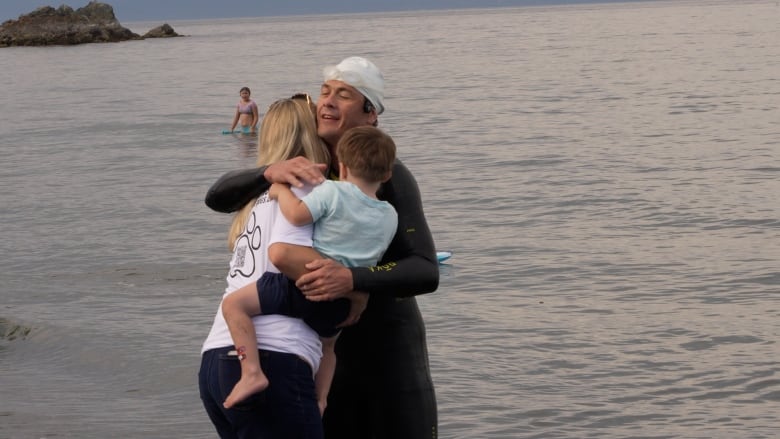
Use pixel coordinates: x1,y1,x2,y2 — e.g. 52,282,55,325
1,1,778,437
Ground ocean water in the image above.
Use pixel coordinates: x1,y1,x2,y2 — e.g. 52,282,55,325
1,1,779,437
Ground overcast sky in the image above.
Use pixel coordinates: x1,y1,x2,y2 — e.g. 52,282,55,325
1,0,655,22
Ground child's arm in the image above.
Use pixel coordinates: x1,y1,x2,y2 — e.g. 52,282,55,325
229,107,240,131
315,335,338,416
268,183,314,226
250,102,259,133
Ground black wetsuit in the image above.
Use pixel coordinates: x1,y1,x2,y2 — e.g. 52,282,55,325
205,159,439,439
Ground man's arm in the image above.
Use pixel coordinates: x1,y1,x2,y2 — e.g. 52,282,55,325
350,159,439,297
298,160,439,299
204,158,328,213
204,167,269,213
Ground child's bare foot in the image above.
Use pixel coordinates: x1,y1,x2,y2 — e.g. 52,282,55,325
223,373,269,408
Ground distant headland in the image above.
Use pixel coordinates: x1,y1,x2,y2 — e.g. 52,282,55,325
0,1,181,47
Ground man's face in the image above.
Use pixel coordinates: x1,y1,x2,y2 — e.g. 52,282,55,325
317,80,376,148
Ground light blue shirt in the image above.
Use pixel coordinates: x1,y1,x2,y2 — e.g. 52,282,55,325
302,180,397,267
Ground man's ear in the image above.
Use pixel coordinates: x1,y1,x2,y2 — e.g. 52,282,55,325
367,112,378,127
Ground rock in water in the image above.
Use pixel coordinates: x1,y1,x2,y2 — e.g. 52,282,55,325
143,23,181,39
0,1,139,47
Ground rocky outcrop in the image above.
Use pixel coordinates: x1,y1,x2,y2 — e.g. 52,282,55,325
0,2,182,47
143,23,180,39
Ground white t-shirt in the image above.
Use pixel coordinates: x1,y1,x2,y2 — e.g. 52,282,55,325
201,186,322,373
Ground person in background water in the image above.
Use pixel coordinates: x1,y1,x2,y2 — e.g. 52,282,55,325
229,86,259,134
199,96,331,438
205,56,440,439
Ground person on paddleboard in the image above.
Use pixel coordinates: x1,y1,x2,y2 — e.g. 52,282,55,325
228,86,259,134
205,56,440,438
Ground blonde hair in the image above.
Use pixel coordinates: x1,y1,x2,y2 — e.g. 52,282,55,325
227,98,330,249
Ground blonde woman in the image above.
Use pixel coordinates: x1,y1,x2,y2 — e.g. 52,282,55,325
199,96,330,438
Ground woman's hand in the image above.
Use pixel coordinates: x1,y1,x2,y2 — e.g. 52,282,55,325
264,156,327,188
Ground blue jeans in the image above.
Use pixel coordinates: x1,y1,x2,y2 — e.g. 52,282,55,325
199,346,323,439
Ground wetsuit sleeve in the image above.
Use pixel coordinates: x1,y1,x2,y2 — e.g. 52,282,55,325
350,159,439,298
204,167,270,213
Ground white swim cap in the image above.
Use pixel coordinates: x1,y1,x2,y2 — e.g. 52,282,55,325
323,56,385,114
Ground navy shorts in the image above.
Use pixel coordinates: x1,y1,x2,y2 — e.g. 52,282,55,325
257,272,350,338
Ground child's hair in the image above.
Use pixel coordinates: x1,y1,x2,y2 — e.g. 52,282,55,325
336,126,396,183
239,86,251,94
228,98,330,249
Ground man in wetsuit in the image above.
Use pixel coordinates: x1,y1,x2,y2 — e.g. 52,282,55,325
205,56,439,438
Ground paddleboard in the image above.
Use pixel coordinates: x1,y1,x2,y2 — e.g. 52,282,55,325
222,128,253,134
436,251,452,263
